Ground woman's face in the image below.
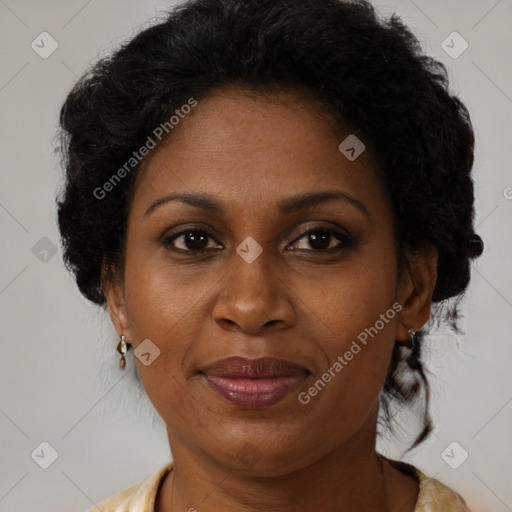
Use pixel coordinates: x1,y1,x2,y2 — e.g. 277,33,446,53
105,87,433,475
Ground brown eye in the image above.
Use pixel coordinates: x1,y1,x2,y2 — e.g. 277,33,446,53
163,229,221,252
288,227,352,253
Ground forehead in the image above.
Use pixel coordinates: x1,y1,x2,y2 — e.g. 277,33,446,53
130,87,385,217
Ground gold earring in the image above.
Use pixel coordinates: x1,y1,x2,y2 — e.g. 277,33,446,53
407,328,416,349
116,335,132,369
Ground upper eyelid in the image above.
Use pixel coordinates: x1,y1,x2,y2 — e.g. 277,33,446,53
292,225,350,240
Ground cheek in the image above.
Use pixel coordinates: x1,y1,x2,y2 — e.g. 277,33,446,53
121,241,203,408
122,231,201,340
299,238,399,409
306,239,398,346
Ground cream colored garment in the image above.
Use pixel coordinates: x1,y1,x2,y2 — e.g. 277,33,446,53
88,460,471,512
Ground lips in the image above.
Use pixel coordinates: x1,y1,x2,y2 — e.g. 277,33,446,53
198,356,310,408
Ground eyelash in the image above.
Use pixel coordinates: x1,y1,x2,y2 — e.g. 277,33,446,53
161,225,353,255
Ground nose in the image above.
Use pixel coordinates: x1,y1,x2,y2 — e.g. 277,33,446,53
212,249,296,335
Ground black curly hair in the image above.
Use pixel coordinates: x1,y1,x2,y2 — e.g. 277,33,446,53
55,0,483,451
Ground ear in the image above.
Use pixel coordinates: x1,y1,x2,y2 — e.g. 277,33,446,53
101,262,131,340
395,243,438,342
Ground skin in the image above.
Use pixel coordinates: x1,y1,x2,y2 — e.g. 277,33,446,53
104,86,438,512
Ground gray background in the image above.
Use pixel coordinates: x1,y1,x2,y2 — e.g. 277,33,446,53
1,1,511,511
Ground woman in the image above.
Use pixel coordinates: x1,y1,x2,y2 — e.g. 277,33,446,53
55,0,484,510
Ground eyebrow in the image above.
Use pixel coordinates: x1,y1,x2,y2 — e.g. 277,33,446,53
144,190,370,219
